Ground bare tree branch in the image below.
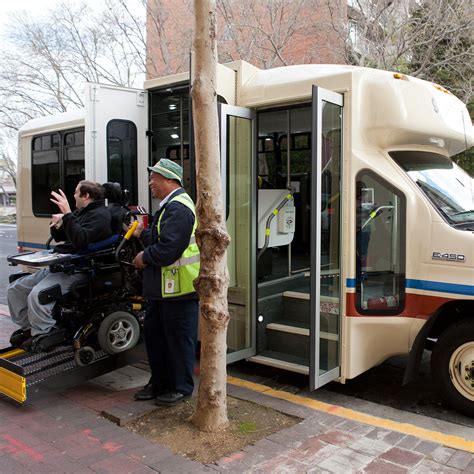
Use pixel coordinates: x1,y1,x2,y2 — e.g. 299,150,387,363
326,0,473,102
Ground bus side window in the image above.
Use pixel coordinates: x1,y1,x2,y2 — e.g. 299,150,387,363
32,129,85,217
64,130,85,211
355,171,406,314
32,133,61,216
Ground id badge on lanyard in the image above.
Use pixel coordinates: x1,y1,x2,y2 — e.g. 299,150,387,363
164,268,180,294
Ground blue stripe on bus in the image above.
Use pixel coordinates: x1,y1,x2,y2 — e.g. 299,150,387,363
346,277,474,296
346,278,356,288
17,241,49,250
15,248,473,297
406,279,474,296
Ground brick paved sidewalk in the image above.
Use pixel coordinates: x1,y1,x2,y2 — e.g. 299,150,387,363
1,306,473,473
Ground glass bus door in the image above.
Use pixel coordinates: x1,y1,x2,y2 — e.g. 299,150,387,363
220,104,257,363
310,87,344,389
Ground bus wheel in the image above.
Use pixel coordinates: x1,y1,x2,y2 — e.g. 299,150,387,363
431,319,474,417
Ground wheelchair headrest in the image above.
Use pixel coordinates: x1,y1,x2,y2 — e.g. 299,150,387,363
103,182,129,207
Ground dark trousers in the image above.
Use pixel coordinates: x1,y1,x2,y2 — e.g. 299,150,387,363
144,299,198,396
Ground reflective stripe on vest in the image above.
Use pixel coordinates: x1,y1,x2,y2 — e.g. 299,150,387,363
157,192,200,298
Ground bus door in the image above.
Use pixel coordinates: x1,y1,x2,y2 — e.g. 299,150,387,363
84,83,148,207
250,94,342,384
220,104,257,363
310,86,343,389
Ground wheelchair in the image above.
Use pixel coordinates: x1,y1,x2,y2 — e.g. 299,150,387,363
7,184,146,367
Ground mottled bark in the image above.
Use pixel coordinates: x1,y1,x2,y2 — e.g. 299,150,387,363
190,0,230,432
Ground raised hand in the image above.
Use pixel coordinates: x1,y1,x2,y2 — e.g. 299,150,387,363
50,189,72,214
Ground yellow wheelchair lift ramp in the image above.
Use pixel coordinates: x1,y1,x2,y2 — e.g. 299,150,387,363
0,342,146,405
0,348,27,403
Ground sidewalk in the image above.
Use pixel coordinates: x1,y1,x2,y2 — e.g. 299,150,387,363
1,305,473,473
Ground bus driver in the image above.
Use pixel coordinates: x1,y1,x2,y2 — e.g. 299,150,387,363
7,180,112,350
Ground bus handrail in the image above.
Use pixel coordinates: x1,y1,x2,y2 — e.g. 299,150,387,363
257,188,295,261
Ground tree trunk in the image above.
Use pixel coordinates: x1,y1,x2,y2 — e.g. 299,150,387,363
190,0,230,432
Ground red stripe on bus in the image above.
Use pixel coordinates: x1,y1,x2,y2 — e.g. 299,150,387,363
345,292,454,319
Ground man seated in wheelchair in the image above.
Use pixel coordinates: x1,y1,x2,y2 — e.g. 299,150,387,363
8,180,116,351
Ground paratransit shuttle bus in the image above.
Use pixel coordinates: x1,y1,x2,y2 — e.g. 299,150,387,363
15,61,474,415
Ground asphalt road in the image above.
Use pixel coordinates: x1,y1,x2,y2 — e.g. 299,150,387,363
229,354,474,434
0,224,18,305
0,224,472,431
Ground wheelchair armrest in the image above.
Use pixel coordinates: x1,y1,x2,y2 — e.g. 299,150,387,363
46,235,53,250
38,284,62,305
69,280,89,300
9,272,31,284
77,234,120,255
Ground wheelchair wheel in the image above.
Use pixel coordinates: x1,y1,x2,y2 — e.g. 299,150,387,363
98,311,140,354
74,346,96,366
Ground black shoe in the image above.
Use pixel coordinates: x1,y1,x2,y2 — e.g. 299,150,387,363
20,335,35,351
21,327,66,352
155,392,191,406
134,383,167,401
10,328,31,347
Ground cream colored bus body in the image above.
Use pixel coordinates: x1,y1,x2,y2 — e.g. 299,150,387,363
17,62,473,397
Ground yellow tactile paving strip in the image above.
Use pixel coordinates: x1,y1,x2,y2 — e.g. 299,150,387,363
227,376,474,453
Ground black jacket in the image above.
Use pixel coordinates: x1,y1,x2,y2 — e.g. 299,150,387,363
141,189,197,301
51,199,112,254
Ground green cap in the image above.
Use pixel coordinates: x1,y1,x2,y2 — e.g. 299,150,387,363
148,159,183,185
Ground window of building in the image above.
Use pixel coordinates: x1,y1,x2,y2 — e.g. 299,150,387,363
355,170,406,314
107,120,138,204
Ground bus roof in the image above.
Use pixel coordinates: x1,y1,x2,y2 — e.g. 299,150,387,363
239,63,357,106
238,62,458,106
19,109,84,137
234,62,472,154
244,63,358,86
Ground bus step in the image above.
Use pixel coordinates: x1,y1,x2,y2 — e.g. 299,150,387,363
248,350,309,375
267,320,309,336
282,291,310,324
267,321,338,341
265,321,310,361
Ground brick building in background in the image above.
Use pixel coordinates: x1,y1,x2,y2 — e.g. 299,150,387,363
146,0,348,79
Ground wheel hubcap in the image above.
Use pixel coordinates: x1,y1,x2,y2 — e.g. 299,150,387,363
109,320,133,349
449,342,474,401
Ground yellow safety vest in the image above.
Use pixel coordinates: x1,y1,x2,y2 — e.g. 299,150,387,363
157,193,200,298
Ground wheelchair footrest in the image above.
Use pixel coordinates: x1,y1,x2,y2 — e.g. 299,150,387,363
31,328,67,352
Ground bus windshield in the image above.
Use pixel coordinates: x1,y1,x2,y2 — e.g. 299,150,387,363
390,151,474,228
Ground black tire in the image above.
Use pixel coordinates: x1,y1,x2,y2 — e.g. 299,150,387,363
74,346,96,366
431,319,474,417
98,311,140,354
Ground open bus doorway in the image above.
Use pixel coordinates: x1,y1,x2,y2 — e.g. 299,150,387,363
257,106,312,283
253,90,343,388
